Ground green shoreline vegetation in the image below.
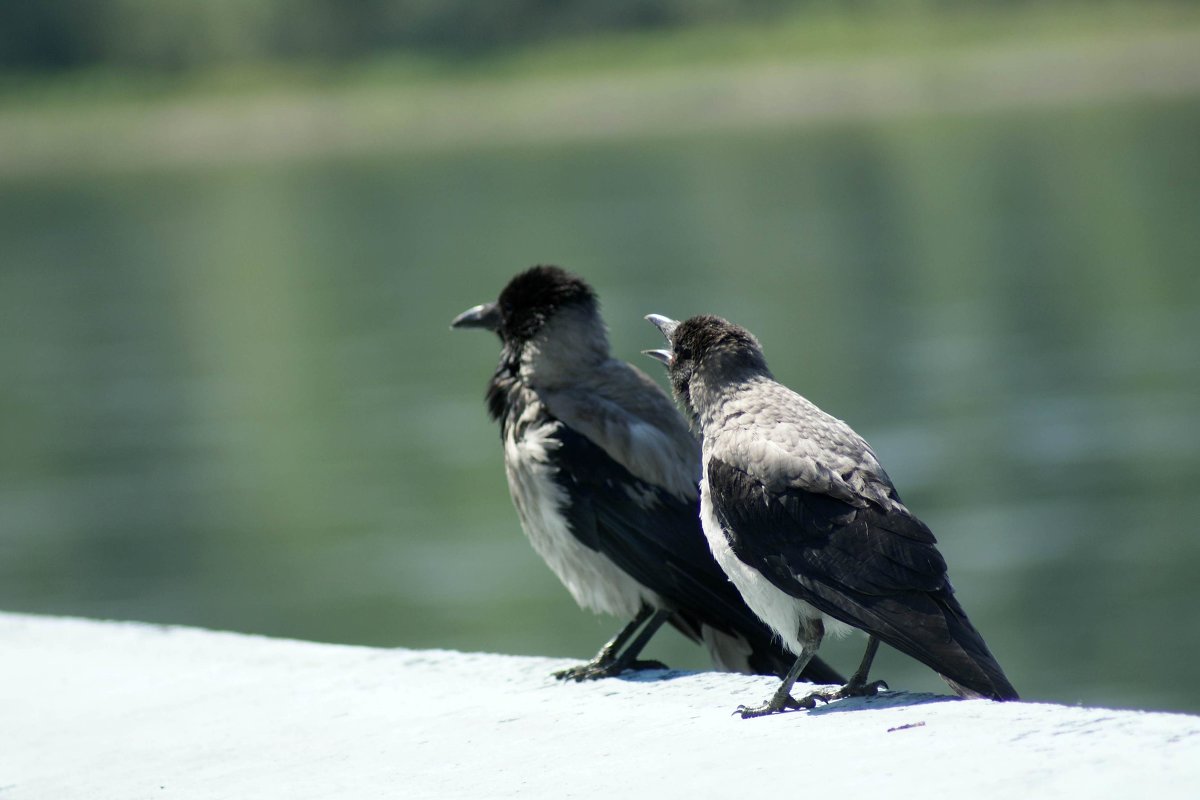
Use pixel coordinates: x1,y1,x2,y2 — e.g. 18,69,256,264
1,1,1199,175
4,2,1199,110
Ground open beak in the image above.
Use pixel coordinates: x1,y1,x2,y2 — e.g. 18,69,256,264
643,348,673,365
643,314,680,365
646,314,679,340
450,302,501,331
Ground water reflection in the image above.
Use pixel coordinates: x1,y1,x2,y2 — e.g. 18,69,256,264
1,99,1197,711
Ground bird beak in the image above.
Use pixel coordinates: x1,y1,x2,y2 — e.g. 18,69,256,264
450,302,501,331
646,314,679,340
642,349,673,365
643,314,680,366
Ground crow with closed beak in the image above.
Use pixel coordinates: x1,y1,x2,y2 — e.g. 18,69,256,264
646,313,1018,716
452,267,843,683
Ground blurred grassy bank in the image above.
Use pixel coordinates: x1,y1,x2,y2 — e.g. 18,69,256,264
2,3,1200,176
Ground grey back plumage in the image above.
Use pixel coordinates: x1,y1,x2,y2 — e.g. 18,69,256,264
700,375,899,509
541,365,701,503
505,296,701,500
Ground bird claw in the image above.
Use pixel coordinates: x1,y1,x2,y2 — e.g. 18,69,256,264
553,662,614,682
837,678,888,699
735,703,773,719
735,692,815,719
552,658,668,682
801,679,889,705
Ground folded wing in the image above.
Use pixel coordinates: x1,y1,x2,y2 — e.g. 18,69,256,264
707,456,1017,700
549,424,843,683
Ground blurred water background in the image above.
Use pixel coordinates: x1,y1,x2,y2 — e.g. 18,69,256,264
2,2,1199,713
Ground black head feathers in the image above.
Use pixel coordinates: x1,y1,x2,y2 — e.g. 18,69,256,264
646,314,770,420
497,265,598,342
669,315,765,372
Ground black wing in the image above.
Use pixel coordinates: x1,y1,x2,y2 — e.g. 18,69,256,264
708,456,1017,700
550,424,843,683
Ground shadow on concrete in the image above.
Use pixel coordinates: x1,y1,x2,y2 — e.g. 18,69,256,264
613,667,701,683
697,689,959,720
804,690,958,716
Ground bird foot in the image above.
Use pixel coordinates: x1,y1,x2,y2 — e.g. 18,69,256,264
553,658,668,682
735,692,816,719
800,679,889,706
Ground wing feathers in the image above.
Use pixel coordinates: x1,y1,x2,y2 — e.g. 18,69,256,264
708,456,1017,700
551,424,841,682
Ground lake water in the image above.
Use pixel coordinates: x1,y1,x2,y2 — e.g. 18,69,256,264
2,97,1198,711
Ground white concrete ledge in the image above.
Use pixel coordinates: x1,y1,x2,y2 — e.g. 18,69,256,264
2,612,1197,799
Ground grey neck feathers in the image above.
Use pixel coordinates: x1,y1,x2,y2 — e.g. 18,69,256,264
692,356,775,439
519,304,610,389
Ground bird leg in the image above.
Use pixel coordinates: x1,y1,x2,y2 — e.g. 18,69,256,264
736,652,818,718
737,618,825,718
801,635,888,705
553,606,671,681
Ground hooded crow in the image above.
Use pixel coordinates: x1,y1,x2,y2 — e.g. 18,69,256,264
646,313,1019,716
452,266,843,683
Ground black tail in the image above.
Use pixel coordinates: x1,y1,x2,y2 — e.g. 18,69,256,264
932,593,1019,700
867,589,1018,701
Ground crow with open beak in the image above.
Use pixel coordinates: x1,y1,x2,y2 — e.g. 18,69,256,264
646,313,1018,716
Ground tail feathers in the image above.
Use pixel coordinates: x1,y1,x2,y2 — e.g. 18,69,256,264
944,678,1008,700
700,625,758,673
936,599,1019,700
843,589,1018,701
